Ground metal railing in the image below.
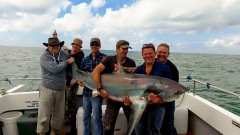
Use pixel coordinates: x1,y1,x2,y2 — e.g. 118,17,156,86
0,78,41,85
1,76,240,99
181,76,240,99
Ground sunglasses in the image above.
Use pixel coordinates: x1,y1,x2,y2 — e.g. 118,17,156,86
49,44,60,47
90,43,100,47
142,43,155,49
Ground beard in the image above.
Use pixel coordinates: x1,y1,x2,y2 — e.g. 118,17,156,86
158,57,167,64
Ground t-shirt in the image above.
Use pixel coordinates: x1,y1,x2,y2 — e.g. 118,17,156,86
101,55,136,74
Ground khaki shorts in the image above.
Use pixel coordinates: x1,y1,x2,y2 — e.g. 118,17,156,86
36,85,65,134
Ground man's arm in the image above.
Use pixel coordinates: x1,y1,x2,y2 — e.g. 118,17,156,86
92,63,109,98
92,63,105,88
40,55,74,74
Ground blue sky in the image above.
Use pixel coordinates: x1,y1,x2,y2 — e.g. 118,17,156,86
0,0,240,55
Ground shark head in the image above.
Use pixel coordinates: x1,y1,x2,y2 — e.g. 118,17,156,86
144,76,187,102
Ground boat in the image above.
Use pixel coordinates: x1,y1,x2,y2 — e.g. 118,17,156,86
0,77,240,135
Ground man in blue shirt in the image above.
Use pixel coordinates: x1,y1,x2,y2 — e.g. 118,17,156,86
135,43,172,135
80,37,107,135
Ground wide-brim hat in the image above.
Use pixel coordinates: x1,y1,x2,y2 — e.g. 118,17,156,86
71,38,83,47
43,37,64,47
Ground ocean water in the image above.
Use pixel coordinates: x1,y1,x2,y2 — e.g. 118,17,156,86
0,46,240,116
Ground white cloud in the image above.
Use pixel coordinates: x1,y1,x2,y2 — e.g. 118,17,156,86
91,0,240,35
204,36,240,54
205,36,240,48
0,0,69,32
0,0,240,54
2,0,240,34
89,0,106,9
205,39,227,48
1,0,240,34
53,3,93,33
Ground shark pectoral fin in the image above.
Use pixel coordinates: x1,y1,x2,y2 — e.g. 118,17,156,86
71,62,78,78
126,97,147,135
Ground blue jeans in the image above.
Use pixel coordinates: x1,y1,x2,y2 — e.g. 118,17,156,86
135,103,165,135
83,88,103,135
161,101,177,135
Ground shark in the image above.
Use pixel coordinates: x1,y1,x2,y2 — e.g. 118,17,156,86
73,68,187,135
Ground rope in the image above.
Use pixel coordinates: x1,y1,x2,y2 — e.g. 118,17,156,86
175,92,185,107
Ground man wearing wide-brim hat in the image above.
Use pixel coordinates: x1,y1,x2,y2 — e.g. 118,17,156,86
43,37,64,47
64,37,85,135
37,37,75,135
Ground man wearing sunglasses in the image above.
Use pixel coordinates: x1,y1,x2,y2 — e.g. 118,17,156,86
134,43,172,135
92,40,136,135
37,37,75,135
80,37,107,135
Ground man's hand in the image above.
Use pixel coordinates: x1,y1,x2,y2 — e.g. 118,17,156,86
76,80,84,87
123,96,132,106
67,57,75,64
99,88,109,98
114,64,119,72
148,93,164,104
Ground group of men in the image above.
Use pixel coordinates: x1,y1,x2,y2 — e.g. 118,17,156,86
36,34,179,135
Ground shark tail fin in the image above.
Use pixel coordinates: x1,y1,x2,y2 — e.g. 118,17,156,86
126,98,147,135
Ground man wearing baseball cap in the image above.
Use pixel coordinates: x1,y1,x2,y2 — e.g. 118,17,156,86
92,40,136,135
80,37,107,135
116,40,132,49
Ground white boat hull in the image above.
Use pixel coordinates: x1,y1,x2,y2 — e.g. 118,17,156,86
0,85,240,135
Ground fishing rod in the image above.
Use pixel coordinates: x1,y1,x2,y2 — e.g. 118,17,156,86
0,78,41,84
181,76,240,99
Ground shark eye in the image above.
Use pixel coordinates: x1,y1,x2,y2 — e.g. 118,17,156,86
174,91,181,95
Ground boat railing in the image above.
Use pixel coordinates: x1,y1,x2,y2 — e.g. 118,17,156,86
0,78,41,94
1,78,41,85
181,76,240,99
1,76,240,99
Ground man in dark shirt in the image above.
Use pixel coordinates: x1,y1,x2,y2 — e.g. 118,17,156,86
65,37,85,86
64,38,85,135
157,43,179,135
92,40,136,135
